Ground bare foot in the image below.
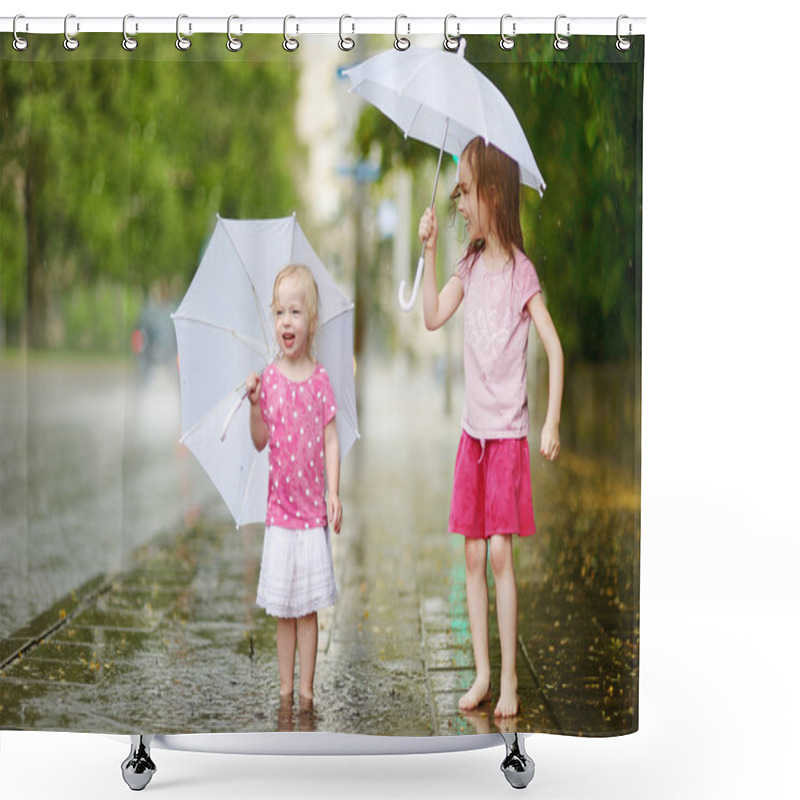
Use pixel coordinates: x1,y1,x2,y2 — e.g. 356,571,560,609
299,688,314,705
458,677,492,711
494,676,519,718
277,693,293,732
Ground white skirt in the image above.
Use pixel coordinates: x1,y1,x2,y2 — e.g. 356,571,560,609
256,525,337,618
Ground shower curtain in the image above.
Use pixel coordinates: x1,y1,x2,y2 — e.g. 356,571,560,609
0,20,643,743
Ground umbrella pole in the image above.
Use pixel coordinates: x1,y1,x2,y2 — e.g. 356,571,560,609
398,117,451,312
220,388,249,442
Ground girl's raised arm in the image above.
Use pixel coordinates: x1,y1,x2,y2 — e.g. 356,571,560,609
527,293,564,462
419,207,464,330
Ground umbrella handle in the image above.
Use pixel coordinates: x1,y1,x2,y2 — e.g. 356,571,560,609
398,254,425,312
399,117,450,313
220,389,249,442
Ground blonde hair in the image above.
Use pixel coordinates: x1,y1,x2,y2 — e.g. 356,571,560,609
271,263,320,352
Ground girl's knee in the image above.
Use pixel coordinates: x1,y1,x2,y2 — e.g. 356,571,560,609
489,536,514,576
464,539,488,573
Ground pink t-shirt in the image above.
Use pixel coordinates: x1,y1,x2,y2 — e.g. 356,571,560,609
259,362,337,529
456,250,542,440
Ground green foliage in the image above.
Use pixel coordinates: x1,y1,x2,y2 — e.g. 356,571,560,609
1,34,300,348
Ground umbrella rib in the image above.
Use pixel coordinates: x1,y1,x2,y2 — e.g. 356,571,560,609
321,302,356,325
173,315,268,360
179,379,248,445
218,219,272,354
396,52,435,98
405,102,424,138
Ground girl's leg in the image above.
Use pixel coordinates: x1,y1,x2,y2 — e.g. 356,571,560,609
276,617,297,697
459,537,492,710
489,534,519,717
296,611,318,702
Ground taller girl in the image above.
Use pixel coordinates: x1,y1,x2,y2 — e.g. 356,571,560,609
419,137,564,718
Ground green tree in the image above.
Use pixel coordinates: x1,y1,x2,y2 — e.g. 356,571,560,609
1,35,300,348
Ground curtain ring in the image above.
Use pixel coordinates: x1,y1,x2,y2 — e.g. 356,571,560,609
227,15,243,51
64,13,79,51
122,14,138,51
283,15,299,51
338,14,355,51
176,14,191,50
443,14,460,52
499,14,515,50
554,14,570,51
616,15,632,51
394,15,410,51
12,15,29,51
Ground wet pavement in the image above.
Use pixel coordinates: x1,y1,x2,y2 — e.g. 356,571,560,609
0,354,215,639
0,355,639,739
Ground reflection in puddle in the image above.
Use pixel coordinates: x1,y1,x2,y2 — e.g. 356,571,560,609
276,693,318,733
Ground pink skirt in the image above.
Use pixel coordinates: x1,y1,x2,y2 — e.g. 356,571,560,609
448,432,536,539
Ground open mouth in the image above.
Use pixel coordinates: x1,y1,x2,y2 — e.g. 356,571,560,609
282,333,296,349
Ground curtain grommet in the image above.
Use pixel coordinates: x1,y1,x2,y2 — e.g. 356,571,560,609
122,14,138,51
12,15,29,51
283,15,299,52
554,14,570,51
64,13,80,51
499,14,516,51
176,14,191,51
227,15,243,52
394,15,410,51
443,14,460,52
338,15,355,51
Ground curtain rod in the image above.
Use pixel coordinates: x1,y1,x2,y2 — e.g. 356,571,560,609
1,15,646,38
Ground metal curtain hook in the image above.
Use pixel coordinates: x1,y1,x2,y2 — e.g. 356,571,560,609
443,14,460,51
283,15,299,51
499,14,515,50
394,15,410,51
616,15,632,51
227,15,243,51
554,14,570,51
12,14,29,51
122,14,138,51
176,14,191,50
338,15,355,51
64,14,79,51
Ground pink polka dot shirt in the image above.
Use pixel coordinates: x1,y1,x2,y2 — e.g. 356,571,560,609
259,362,337,529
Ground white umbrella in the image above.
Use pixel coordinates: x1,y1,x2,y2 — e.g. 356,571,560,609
343,41,546,311
172,214,358,528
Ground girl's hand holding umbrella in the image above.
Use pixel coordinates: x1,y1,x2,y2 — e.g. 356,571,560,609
246,372,268,453
418,207,438,252
246,372,261,406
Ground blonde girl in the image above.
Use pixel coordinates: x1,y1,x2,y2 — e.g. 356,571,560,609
246,264,342,703
419,138,564,718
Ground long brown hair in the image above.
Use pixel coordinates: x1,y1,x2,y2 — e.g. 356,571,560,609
451,137,525,267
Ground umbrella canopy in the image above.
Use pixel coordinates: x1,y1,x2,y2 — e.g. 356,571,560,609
172,214,358,528
343,42,545,311
343,43,545,195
